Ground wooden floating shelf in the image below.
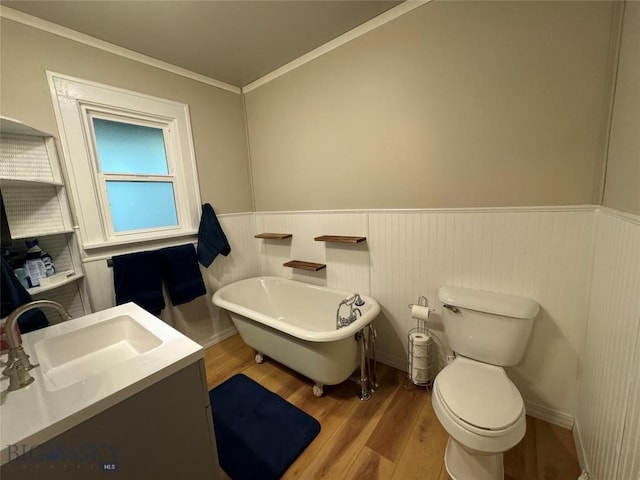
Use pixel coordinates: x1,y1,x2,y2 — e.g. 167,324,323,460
283,260,326,272
314,235,367,244
254,233,292,240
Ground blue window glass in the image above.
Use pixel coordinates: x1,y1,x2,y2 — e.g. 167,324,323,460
93,118,168,175
106,181,177,232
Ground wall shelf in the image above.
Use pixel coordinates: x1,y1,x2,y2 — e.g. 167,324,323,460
1,115,90,317
255,233,292,240
283,260,326,271
314,235,366,244
0,178,64,187
9,228,75,241
27,272,84,296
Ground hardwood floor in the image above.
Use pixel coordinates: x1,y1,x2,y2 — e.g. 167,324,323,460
205,335,581,480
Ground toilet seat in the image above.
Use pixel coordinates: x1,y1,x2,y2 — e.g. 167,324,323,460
435,357,524,433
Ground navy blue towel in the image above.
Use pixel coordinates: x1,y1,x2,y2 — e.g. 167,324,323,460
209,374,321,480
0,258,48,333
197,203,231,267
112,251,165,315
159,244,206,306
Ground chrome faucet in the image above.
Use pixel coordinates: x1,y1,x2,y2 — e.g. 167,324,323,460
336,293,366,329
2,300,71,391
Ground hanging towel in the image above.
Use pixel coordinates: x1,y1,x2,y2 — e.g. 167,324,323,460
1,258,48,333
159,244,206,306
197,203,231,267
112,251,165,315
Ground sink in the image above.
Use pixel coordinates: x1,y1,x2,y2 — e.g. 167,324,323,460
2,303,204,467
34,314,163,391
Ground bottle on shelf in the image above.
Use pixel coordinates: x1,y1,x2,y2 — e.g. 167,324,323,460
13,266,30,290
24,238,55,288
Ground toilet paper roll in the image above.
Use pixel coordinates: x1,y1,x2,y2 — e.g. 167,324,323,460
409,332,432,357
411,305,430,321
409,331,432,384
411,365,428,383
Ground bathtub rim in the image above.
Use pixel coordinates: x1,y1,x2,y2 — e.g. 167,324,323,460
211,276,380,343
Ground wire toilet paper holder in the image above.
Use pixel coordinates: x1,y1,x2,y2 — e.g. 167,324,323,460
407,296,434,389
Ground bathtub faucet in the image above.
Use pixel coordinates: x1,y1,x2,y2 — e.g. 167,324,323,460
336,294,365,329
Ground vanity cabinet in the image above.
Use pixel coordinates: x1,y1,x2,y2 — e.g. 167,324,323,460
0,117,89,318
0,359,221,479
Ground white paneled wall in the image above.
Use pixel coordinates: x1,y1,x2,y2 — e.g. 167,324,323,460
82,213,260,346
256,206,595,426
367,208,594,426
204,213,261,290
33,281,86,319
618,341,640,480
163,213,260,345
255,212,370,293
575,208,640,480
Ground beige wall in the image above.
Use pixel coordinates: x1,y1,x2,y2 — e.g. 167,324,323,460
603,1,640,216
0,17,253,343
245,1,619,211
0,18,253,214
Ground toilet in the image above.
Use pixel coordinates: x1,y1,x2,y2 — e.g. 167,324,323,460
432,286,539,480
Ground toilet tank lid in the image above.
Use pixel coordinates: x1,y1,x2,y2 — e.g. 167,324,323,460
438,286,539,319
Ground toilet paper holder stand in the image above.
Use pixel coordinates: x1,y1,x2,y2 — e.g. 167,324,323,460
407,296,434,389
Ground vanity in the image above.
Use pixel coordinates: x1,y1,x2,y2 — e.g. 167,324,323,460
0,303,221,479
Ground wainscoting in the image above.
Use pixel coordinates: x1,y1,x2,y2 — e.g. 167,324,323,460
81,213,260,346
79,204,640,479
574,208,640,480
254,206,595,429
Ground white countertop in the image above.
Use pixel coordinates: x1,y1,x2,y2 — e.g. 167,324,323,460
0,303,203,465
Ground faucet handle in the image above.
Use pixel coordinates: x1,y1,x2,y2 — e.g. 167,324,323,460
3,357,35,391
12,346,37,370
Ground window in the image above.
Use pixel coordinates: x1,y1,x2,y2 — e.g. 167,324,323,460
47,72,201,248
91,117,178,233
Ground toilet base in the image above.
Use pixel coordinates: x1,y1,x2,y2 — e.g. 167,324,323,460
444,437,504,480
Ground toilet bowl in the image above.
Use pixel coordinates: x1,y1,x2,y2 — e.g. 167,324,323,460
433,286,538,480
432,357,526,480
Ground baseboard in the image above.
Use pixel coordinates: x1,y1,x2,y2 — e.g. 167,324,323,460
200,326,238,349
525,400,574,429
573,419,593,477
375,352,407,372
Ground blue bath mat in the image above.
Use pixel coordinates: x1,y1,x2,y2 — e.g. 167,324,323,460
209,374,321,480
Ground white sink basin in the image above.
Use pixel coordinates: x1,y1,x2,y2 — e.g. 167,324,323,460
2,303,203,466
34,314,163,391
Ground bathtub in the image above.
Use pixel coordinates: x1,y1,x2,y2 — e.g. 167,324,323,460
212,277,380,396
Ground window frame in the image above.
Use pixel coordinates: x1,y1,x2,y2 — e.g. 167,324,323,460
47,72,202,249
85,109,182,238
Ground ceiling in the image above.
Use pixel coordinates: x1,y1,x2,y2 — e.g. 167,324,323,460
3,0,403,87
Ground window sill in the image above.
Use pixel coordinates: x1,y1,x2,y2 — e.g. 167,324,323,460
82,229,198,251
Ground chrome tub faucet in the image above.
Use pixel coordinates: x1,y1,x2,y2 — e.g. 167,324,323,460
336,293,366,329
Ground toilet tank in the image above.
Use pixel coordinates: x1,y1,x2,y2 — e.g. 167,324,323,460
438,286,539,366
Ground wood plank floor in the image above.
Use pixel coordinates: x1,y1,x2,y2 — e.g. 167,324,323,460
205,335,581,480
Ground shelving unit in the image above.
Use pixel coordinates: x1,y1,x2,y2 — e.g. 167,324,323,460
314,235,366,244
283,260,326,272
254,233,293,240
1,116,89,319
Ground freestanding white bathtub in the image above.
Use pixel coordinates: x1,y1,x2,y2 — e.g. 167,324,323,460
212,277,380,396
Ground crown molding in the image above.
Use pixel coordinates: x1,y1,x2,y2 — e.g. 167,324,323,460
596,206,640,225
0,5,241,95
242,0,432,93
